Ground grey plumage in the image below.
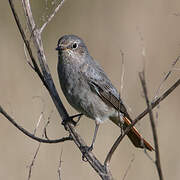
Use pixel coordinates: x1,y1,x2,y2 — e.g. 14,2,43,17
56,35,153,151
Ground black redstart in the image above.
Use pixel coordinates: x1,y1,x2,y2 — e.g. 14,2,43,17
56,35,153,151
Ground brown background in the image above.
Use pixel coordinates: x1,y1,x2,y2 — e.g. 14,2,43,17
0,0,180,180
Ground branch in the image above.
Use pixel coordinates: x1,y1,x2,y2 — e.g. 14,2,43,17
105,78,180,165
28,120,51,180
0,105,71,143
40,0,66,33
139,71,164,180
8,1,113,179
57,149,63,180
153,56,180,100
28,140,41,180
9,0,46,87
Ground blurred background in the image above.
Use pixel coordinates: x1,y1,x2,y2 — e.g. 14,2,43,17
0,0,180,179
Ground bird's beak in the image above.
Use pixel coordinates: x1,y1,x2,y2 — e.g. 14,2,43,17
56,45,67,51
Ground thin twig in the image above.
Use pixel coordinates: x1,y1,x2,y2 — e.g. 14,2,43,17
120,50,125,96
104,78,180,165
27,121,50,180
40,0,66,33
9,0,46,87
21,0,71,123
21,0,49,75
122,154,135,180
57,149,63,180
28,142,41,180
33,112,43,135
153,56,180,101
32,96,46,135
0,105,72,143
139,71,163,180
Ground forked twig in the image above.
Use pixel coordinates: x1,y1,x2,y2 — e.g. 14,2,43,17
40,0,66,33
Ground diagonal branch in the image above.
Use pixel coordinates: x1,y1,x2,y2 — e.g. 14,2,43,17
105,78,180,166
153,56,180,100
8,1,113,179
9,0,46,87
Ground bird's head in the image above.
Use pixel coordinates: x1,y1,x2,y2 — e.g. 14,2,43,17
56,35,89,63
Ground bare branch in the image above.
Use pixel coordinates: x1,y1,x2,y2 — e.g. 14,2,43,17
33,112,43,135
32,96,46,135
105,77,180,165
28,121,50,180
57,149,63,180
20,0,71,123
139,71,164,180
27,142,41,180
120,50,125,96
0,105,72,143
8,1,114,179
9,0,46,87
40,0,66,33
153,56,180,100
122,154,135,180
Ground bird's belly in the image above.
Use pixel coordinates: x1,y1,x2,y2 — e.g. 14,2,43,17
64,81,116,123
59,65,117,123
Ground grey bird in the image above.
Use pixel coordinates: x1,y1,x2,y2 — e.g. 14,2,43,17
56,35,153,151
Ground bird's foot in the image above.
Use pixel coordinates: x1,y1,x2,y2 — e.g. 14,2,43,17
62,113,83,127
80,145,93,161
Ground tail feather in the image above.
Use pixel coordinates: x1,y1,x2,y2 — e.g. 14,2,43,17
110,116,154,151
123,117,154,151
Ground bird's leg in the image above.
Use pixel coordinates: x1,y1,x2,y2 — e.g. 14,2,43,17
88,122,100,151
80,122,100,161
80,122,100,153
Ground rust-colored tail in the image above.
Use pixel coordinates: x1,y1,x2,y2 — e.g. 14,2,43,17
123,117,154,151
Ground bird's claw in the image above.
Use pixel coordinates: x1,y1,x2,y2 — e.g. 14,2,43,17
80,145,93,161
62,113,83,127
61,118,77,126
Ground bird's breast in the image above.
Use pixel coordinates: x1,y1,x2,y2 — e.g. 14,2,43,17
58,60,117,122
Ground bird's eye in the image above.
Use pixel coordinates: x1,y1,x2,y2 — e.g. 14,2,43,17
72,43,78,49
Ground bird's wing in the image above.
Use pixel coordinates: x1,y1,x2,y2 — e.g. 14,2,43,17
84,62,154,151
84,62,129,117
89,80,128,114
